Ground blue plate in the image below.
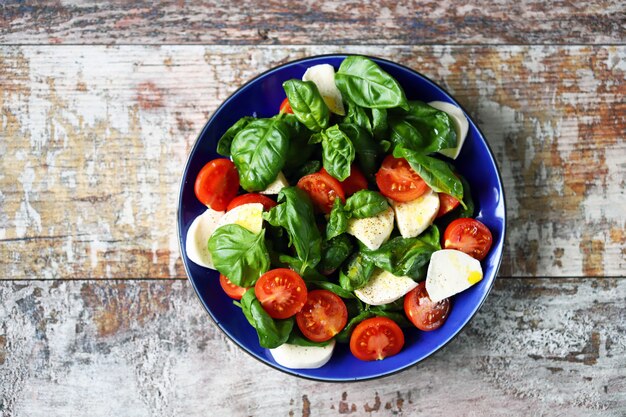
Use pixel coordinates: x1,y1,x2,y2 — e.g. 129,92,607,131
177,55,506,382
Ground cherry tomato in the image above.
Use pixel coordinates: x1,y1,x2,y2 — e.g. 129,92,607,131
226,193,277,212
254,268,308,319
194,158,240,211
436,193,461,218
404,282,451,331
279,98,293,114
375,155,429,202
219,274,248,300
350,317,405,361
297,171,346,214
296,290,348,342
322,165,368,196
443,218,493,261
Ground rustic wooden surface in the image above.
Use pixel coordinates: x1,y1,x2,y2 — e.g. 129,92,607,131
1,1,625,416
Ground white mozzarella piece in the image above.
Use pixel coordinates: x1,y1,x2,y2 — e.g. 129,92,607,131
347,207,395,250
389,189,440,239
302,64,346,116
216,203,264,234
354,269,418,306
259,171,289,195
185,208,225,269
269,339,336,369
425,249,483,303
428,100,469,160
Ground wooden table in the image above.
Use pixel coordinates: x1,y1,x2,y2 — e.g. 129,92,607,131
1,2,624,416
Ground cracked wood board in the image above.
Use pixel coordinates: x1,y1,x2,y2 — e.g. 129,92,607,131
1,45,624,279
0,278,624,416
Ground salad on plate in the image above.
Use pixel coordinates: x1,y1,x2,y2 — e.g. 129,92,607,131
184,56,493,369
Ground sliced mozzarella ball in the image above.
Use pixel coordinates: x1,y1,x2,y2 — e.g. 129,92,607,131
347,207,394,250
426,249,483,303
269,339,336,369
216,203,264,234
389,189,440,239
259,171,289,195
354,269,418,306
302,64,346,116
428,101,469,160
185,208,225,269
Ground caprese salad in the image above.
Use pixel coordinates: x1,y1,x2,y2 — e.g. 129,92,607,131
185,56,493,369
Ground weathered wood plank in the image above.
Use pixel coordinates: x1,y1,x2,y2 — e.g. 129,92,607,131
1,0,624,45
1,45,624,279
0,278,624,416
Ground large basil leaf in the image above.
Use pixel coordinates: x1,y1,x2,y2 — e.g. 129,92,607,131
326,198,349,240
345,100,372,134
283,114,316,172
339,123,379,182
216,116,254,156
321,125,356,182
404,101,457,154
345,190,389,219
319,235,353,274
335,56,409,111
283,79,330,132
231,117,290,191
371,108,388,140
310,281,356,299
207,224,270,287
389,117,425,150
339,252,375,291
240,290,294,349
263,187,322,272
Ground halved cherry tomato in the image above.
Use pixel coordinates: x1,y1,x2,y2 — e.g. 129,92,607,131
279,98,293,114
227,193,277,212
296,290,348,342
219,274,248,300
437,193,461,218
194,158,240,211
375,155,429,202
350,317,404,361
443,218,493,261
404,282,451,331
321,165,368,196
297,171,346,214
254,268,308,319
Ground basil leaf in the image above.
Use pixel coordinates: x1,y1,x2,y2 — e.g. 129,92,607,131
361,234,439,280
279,254,327,281
287,328,331,347
287,160,322,184
345,100,372,134
310,281,356,299
368,309,413,328
339,122,380,183
326,198,349,240
283,114,316,173
217,116,254,156
458,174,475,217
335,56,409,111
263,187,322,272
389,117,425,151
208,225,270,287
283,79,330,132
240,290,294,349
404,101,457,154
321,125,356,182
339,252,375,291
418,225,442,250
319,235,354,274
335,311,374,343
345,190,389,219
370,298,404,312
371,108,388,140
231,117,290,191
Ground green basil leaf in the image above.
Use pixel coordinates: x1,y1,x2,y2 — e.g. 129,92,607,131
287,328,331,347
208,225,270,287
371,108,388,140
326,198,349,240
240,290,294,349
335,311,374,343
458,174,475,217
389,117,426,150
217,116,255,156
345,100,372,134
339,252,375,291
370,298,404,312
283,114,316,173
368,309,413,328
287,160,322,184
418,225,442,250
321,125,356,182
339,122,379,182
283,79,330,132
404,101,457,154
231,117,290,191
335,56,409,110
345,190,389,219
310,281,356,299
319,235,354,274
361,234,438,280
279,254,327,281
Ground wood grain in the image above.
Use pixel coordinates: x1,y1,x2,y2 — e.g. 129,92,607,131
1,0,625,45
1,45,624,279
0,278,624,416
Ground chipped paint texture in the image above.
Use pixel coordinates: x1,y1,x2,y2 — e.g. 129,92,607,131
1,45,624,278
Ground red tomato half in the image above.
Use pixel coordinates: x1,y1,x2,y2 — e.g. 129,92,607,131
437,193,461,218
279,98,293,114
296,290,348,342
349,317,405,361
194,158,240,211
322,165,368,196
443,218,493,261
219,274,248,300
297,171,346,214
404,282,451,331
375,155,429,202
254,268,308,319
227,193,277,212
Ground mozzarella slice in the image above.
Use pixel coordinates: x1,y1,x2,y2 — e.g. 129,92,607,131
216,203,264,234
269,340,336,369
259,171,289,195
354,269,418,306
185,208,225,269
302,64,346,116
347,207,394,250
428,101,469,160
389,189,440,239
426,249,483,303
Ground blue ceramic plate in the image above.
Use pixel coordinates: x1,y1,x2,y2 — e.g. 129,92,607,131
177,55,506,382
